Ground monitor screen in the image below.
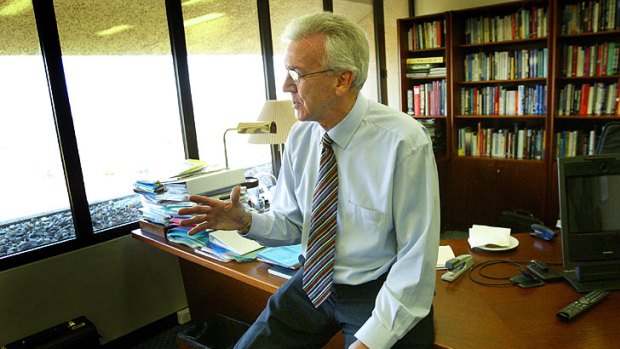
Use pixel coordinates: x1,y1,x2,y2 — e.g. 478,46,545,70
558,154,620,292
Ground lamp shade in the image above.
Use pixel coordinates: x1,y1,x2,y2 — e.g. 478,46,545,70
248,100,297,145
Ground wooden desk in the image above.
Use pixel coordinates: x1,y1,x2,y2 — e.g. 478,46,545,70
132,230,619,349
435,233,619,349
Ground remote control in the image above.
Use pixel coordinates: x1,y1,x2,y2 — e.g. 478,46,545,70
556,289,609,322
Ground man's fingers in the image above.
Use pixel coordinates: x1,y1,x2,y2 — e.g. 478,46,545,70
187,195,217,205
178,205,212,216
179,214,208,226
229,186,241,205
188,221,210,235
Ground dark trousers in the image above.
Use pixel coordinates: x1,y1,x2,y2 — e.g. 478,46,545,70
234,269,434,349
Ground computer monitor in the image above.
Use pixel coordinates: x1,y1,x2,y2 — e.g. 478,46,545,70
558,154,620,292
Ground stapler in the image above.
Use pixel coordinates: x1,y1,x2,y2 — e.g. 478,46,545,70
530,223,557,241
441,254,474,282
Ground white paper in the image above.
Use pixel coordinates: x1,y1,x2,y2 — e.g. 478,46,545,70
209,230,263,255
468,224,511,248
437,245,456,269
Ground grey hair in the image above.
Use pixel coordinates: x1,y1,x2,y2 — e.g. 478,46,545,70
282,12,369,91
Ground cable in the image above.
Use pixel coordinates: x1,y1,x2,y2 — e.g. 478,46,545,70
468,260,526,287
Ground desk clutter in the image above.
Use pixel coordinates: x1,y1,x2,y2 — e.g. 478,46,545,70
133,159,300,272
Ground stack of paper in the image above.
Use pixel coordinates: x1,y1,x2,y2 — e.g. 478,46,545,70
468,224,511,248
436,245,456,269
208,230,264,256
133,159,238,232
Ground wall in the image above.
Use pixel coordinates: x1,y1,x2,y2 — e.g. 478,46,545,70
0,235,187,345
415,0,515,15
385,0,410,110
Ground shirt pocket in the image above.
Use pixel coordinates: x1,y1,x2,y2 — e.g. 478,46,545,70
341,199,387,234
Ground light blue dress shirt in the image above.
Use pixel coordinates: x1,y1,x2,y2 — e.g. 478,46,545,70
247,94,440,349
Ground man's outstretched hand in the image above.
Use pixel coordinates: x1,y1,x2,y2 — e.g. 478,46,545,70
178,186,249,235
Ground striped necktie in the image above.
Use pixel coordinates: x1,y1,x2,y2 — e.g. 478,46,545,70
303,133,338,307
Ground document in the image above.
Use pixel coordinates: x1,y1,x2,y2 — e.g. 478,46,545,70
209,230,264,256
437,245,456,269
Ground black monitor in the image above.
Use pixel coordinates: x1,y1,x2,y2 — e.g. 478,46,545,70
558,154,620,292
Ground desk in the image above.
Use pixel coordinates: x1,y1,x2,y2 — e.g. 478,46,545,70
435,233,619,349
132,230,619,349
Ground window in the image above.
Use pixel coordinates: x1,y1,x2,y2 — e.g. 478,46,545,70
0,0,393,268
334,0,379,102
0,3,76,257
183,0,271,170
54,0,187,233
271,0,324,101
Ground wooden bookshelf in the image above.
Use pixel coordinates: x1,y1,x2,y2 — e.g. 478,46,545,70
397,13,451,229
398,0,620,230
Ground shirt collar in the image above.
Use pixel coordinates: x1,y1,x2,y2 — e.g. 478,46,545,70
325,94,367,150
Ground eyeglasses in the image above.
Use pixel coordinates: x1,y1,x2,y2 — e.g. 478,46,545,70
287,69,334,85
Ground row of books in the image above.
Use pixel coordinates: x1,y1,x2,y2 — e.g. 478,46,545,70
557,82,619,116
406,80,447,116
561,42,620,77
463,48,548,82
419,119,445,155
460,84,547,116
407,19,445,50
560,0,620,35
406,64,446,78
554,129,599,158
464,6,548,44
457,126,545,160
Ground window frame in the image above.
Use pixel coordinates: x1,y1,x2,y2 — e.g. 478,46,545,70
0,0,388,271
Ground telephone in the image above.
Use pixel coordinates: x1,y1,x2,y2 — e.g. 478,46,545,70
441,254,474,282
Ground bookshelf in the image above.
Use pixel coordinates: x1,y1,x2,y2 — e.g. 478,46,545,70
397,13,450,159
549,0,620,223
398,0,619,230
397,13,451,228
450,1,550,229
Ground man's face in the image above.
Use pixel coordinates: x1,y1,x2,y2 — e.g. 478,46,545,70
283,34,337,125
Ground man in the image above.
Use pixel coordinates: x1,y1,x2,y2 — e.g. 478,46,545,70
179,12,440,349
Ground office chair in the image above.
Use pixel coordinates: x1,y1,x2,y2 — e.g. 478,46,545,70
597,122,620,154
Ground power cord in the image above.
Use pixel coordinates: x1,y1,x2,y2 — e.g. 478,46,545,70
468,260,527,287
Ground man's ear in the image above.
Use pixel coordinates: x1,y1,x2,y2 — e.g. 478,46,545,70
334,70,354,96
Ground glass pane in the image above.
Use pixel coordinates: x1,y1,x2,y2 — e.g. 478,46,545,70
183,0,270,170
0,4,76,257
54,0,186,232
334,0,378,102
271,0,324,101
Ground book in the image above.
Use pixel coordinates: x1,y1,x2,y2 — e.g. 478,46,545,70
257,244,302,269
268,265,298,280
163,168,246,196
138,219,170,239
406,56,444,64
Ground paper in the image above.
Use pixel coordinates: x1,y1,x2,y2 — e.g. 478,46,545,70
468,224,511,248
436,245,456,269
209,230,264,255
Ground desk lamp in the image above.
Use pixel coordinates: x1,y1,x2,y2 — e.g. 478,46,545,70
223,121,276,169
248,100,297,177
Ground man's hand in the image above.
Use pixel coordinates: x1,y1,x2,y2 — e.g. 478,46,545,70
178,186,249,235
348,340,369,349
